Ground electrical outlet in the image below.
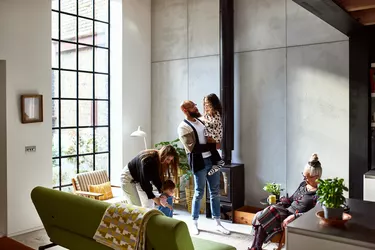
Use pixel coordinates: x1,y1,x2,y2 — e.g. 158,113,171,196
25,146,36,153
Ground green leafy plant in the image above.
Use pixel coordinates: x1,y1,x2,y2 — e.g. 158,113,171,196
263,182,284,196
154,138,192,182
316,177,348,208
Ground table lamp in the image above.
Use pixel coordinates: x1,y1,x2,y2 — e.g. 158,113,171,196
130,126,147,149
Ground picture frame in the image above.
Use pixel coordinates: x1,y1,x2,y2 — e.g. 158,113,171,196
21,94,43,124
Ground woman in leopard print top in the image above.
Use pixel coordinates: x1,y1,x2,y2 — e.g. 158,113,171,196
203,93,225,176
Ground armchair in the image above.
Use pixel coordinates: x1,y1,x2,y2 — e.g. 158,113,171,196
72,169,126,204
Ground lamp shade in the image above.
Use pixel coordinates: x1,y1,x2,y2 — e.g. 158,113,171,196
130,126,147,137
131,126,147,149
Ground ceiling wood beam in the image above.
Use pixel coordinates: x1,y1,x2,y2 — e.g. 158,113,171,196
335,0,375,12
351,9,375,26
293,0,362,35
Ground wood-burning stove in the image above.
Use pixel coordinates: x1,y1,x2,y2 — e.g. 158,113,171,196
206,163,244,222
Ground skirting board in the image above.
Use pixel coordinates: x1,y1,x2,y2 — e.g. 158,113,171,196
7,225,44,237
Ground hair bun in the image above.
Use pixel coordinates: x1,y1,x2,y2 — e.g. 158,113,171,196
308,153,320,167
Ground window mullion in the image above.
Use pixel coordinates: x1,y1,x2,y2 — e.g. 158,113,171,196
76,0,80,175
107,0,111,180
92,0,96,171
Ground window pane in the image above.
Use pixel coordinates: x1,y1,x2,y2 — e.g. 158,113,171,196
61,42,77,70
52,100,59,128
78,18,93,45
95,22,108,47
61,186,74,193
79,46,93,71
61,100,77,127
51,0,110,190
95,48,108,73
61,129,77,156
79,72,93,99
52,129,59,157
61,157,77,186
79,100,93,126
61,14,77,42
61,0,76,14
95,153,109,171
95,74,108,99
52,12,59,39
52,70,59,98
95,0,108,22
79,128,94,154
61,71,76,98
52,159,60,187
79,0,93,18
52,0,59,11
96,101,108,126
79,155,94,173
96,127,108,152
52,41,59,68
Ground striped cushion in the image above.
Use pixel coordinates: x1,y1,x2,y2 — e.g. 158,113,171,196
76,170,109,192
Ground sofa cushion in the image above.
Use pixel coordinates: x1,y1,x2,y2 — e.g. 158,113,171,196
89,182,113,201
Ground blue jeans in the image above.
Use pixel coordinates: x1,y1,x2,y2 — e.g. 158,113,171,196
192,157,220,220
158,196,173,217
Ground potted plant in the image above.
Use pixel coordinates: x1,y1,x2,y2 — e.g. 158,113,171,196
316,177,348,220
263,182,283,201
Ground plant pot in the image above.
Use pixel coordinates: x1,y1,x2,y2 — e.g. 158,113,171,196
323,206,344,220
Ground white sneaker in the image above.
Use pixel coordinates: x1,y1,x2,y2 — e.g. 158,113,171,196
216,224,230,235
191,223,200,235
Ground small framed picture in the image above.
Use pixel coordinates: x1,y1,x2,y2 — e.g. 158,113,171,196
21,94,43,123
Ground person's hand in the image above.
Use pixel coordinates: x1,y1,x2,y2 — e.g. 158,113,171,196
279,197,289,203
160,196,168,207
207,137,216,143
153,197,161,205
167,204,173,210
282,214,295,228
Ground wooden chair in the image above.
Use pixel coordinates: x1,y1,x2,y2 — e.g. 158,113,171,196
270,231,285,250
72,169,127,204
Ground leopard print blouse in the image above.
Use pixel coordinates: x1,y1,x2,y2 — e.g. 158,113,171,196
203,111,223,143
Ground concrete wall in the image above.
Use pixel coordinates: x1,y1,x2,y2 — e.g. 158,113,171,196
151,0,349,205
119,0,152,179
0,60,7,236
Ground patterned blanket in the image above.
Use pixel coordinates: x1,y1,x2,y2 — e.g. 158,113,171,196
93,203,164,250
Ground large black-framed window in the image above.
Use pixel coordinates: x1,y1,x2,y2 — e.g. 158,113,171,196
51,0,110,191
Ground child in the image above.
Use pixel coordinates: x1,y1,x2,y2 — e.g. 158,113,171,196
158,180,175,217
203,93,225,176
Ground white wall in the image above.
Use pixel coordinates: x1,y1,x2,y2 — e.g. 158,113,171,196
0,0,52,236
109,0,123,185
0,60,7,236
119,0,152,180
151,0,349,206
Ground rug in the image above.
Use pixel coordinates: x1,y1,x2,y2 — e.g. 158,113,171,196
0,237,34,250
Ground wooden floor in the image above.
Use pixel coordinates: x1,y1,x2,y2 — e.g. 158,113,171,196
0,236,34,250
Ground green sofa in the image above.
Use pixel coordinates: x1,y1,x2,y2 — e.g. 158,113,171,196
31,186,236,250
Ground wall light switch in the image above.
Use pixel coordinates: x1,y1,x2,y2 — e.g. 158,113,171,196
25,146,36,152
